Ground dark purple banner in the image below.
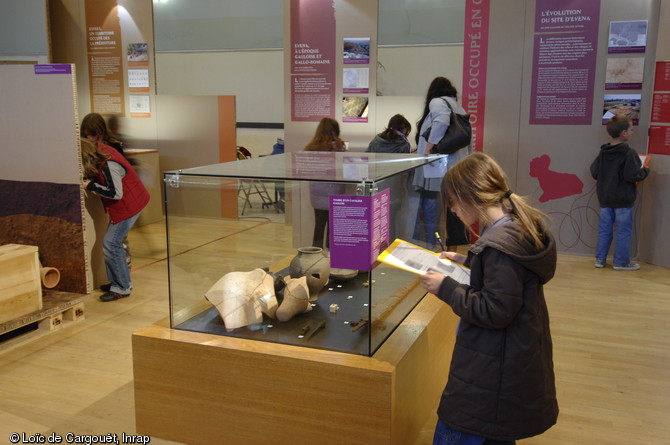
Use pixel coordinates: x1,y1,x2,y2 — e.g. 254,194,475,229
530,0,600,125
462,0,490,153
290,0,336,122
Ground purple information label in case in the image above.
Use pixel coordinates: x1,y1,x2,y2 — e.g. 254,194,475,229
371,188,390,266
330,195,371,270
329,189,390,271
34,64,72,75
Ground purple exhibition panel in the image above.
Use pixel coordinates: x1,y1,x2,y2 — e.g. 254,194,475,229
530,0,600,125
462,0,491,153
329,195,372,270
529,34,598,124
34,64,72,75
290,0,336,121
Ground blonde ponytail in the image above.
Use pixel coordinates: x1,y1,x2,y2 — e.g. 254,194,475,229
505,192,548,249
442,153,549,249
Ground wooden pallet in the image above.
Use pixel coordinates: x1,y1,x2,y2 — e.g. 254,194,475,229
0,290,88,348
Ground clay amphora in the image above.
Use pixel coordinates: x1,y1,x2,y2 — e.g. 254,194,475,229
288,247,330,302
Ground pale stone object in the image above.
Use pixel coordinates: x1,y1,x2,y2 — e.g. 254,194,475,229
276,276,312,322
288,247,330,302
205,268,278,331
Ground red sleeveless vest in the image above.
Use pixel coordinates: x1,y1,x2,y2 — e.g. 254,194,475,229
97,144,150,224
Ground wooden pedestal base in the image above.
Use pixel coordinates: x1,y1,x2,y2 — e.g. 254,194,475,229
132,294,457,445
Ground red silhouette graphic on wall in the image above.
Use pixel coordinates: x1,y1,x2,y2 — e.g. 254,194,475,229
529,154,583,203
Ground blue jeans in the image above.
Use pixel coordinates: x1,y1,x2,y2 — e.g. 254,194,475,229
103,212,141,294
433,419,515,445
413,190,439,246
595,207,633,267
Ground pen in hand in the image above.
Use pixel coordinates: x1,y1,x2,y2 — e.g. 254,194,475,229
435,232,445,251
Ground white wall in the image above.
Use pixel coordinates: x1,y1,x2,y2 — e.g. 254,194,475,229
155,50,285,123
0,0,48,61
377,45,464,97
154,45,464,125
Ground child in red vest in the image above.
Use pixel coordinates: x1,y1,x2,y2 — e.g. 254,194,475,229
80,138,149,301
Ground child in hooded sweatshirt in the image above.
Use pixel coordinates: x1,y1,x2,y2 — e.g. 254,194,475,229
590,114,650,271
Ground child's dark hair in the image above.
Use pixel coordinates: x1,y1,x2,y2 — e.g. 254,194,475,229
606,114,632,139
379,114,411,141
416,77,458,144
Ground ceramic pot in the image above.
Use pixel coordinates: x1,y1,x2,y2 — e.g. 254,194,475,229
288,247,330,302
40,264,61,289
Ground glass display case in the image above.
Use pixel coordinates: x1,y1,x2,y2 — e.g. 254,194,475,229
163,151,443,356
